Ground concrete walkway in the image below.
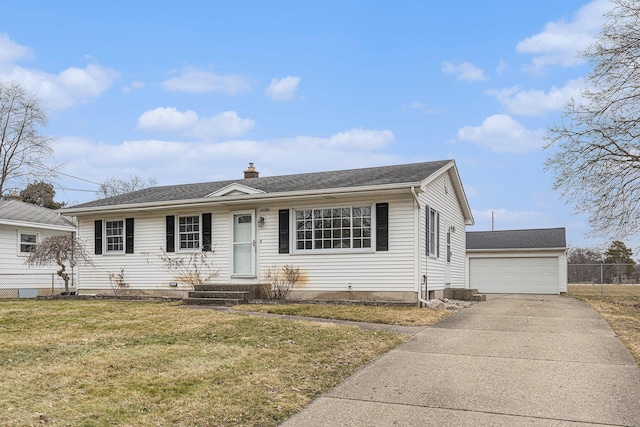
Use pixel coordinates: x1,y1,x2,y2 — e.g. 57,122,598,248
281,295,640,426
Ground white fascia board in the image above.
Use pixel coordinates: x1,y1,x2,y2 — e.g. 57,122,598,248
62,183,421,216
420,160,474,225
466,247,567,254
0,219,76,232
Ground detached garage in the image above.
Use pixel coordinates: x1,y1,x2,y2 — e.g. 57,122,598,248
466,228,567,294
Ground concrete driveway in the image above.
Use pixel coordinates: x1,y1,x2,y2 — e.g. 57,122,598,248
281,295,640,426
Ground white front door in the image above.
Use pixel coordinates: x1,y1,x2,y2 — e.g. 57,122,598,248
232,211,255,276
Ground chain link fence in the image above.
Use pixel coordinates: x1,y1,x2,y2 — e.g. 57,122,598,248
568,263,640,296
0,272,76,298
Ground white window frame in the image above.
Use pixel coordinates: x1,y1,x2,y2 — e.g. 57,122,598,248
293,204,374,253
428,208,439,258
178,214,201,251
105,219,125,253
18,230,38,255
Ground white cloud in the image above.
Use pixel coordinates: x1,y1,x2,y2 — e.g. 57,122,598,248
161,69,250,94
327,128,395,150
192,111,255,139
137,107,199,132
53,128,399,203
496,59,508,75
0,34,118,110
265,76,301,101
0,33,32,65
122,80,145,93
488,78,584,116
457,114,544,153
137,108,254,139
441,61,486,82
516,0,611,72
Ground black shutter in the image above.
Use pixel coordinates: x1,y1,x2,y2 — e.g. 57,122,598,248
278,209,290,254
125,218,134,254
202,213,212,251
166,215,175,252
376,203,388,251
94,220,103,255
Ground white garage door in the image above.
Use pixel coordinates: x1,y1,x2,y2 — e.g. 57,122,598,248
469,257,559,294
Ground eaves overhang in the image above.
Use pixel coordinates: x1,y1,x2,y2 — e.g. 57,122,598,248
0,219,77,232
466,247,568,253
61,182,424,216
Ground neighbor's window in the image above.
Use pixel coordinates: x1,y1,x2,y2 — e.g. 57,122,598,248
105,220,124,252
179,215,200,249
295,206,371,251
19,232,37,254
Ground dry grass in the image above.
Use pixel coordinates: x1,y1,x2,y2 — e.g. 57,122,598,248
0,300,406,426
232,303,452,326
569,286,640,366
568,284,640,297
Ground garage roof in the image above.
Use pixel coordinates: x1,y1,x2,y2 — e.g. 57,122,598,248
466,228,566,250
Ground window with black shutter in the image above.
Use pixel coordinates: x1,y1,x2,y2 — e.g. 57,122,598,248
94,220,103,255
279,209,289,254
202,213,212,251
376,203,388,251
166,215,175,252
125,218,134,254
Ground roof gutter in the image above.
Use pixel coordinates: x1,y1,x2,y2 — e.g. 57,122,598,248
410,185,430,306
0,219,77,232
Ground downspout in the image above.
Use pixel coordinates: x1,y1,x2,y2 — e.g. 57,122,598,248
411,186,430,306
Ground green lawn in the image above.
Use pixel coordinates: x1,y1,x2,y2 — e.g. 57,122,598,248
0,300,406,426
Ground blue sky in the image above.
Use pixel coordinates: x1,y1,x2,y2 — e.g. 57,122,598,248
0,0,618,250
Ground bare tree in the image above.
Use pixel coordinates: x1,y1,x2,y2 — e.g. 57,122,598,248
545,0,640,240
97,175,157,198
567,247,603,284
0,81,53,197
25,235,93,294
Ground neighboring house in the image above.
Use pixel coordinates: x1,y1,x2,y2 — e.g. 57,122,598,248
61,161,474,302
0,198,76,298
466,228,568,294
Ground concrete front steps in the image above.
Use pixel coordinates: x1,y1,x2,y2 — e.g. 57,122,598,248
443,288,486,302
182,284,261,306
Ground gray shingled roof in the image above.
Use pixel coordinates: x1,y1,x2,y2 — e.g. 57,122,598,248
68,160,453,209
0,199,76,229
466,228,566,250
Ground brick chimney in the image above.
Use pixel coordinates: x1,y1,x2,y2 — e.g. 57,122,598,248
244,163,259,179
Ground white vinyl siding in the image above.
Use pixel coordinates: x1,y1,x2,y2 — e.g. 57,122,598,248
0,226,73,293
78,210,230,291
260,195,415,293
418,171,468,291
